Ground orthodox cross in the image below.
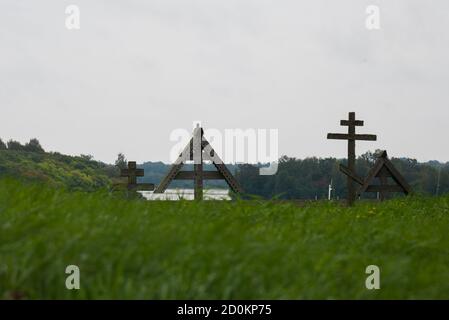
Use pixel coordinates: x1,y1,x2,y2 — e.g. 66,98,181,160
327,112,377,205
120,161,154,191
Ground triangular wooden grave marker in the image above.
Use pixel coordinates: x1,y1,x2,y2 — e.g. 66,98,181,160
357,151,412,200
153,125,243,200
341,151,412,201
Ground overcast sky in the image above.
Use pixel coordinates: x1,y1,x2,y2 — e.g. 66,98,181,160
1,0,448,163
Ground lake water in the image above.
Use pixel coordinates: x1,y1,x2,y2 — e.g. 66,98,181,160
140,189,231,200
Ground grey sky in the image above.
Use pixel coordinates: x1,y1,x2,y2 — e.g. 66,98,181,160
1,0,448,163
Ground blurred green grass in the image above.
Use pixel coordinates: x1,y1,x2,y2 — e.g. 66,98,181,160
1,178,449,299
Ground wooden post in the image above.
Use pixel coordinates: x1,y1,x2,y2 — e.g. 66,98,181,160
193,125,203,200
347,112,356,205
379,176,387,201
377,164,390,201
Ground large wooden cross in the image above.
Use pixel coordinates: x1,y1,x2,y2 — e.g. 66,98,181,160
120,161,154,191
154,125,243,200
327,112,377,205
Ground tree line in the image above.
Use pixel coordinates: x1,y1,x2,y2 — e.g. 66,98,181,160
126,150,449,199
0,138,45,153
234,150,449,200
2,138,447,199
0,138,116,191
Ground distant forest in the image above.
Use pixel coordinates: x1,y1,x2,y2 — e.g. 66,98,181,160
0,138,116,191
234,151,449,200
1,138,448,200
139,150,449,200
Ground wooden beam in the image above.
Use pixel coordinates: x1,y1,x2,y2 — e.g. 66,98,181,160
120,169,144,177
214,162,243,193
175,171,224,180
339,164,364,185
202,141,243,194
382,158,412,195
357,157,385,195
340,120,364,126
189,140,212,160
153,164,183,193
379,175,388,200
193,126,203,200
194,163,203,200
347,112,356,205
327,133,377,141
375,166,392,178
154,135,196,193
366,185,404,193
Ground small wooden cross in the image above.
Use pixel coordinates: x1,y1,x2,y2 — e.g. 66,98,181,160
327,112,377,205
120,161,154,191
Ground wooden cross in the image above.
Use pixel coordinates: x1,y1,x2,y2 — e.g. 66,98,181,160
120,161,154,191
327,112,377,205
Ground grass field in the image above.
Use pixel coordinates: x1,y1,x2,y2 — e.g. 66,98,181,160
1,178,449,299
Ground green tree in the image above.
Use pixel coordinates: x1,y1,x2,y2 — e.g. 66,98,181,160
0,138,6,150
80,154,93,161
115,153,127,170
24,138,45,153
7,140,24,151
